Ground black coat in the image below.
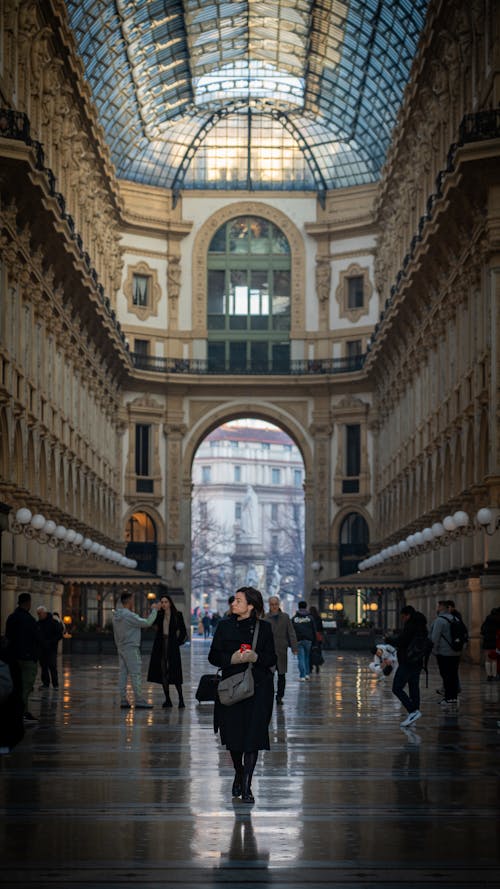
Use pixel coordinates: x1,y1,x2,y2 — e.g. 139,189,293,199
208,615,276,752
386,611,428,666
37,614,63,653
147,609,187,686
5,607,39,661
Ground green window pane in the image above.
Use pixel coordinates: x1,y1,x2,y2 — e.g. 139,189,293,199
207,270,225,314
229,342,246,371
208,226,227,253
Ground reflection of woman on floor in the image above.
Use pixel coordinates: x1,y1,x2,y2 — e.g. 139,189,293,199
147,595,187,707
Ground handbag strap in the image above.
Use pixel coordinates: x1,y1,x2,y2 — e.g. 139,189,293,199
251,620,260,651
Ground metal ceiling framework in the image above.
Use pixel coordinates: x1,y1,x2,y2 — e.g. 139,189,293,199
64,0,429,194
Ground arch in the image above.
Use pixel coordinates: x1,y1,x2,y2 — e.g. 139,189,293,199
478,411,489,480
0,408,9,480
182,400,312,482
465,422,475,489
338,511,370,577
67,463,75,516
123,504,166,545
453,434,463,496
124,507,162,575
13,422,24,487
192,201,306,339
425,457,433,515
39,439,48,500
442,442,452,503
26,431,36,494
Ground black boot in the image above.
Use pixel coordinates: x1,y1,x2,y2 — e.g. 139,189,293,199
232,771,243,797
176,685,185,708
162,696,173,708
241,772,254,804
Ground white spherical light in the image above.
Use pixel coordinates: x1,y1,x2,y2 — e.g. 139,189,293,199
443,515,456,532
431,522,444,538
16,508,32,525
477,508,493,527
43,520,57,536
55,525,68,540
422,527,433,542
30,514,46,531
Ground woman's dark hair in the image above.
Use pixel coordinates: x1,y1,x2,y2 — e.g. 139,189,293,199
154,593,178,626
236,586,264,618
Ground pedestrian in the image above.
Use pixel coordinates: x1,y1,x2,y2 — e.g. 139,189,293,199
309,604,325,674
386,604,429,728
430,600,466,707
208,586,277,804
480,607,500,681
224,596,235,617
291,601,316,681
368,643,398,679
0,642,24,753
112,591,159,709
147,594,188,707
264,595,298,704
5,593,39,725
36,606,63,689
202,612,212,638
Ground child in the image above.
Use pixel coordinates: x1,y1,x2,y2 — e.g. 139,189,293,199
369,643,398,679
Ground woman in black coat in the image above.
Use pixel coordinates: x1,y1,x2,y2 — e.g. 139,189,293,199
147,595,187,707
208,586,276,804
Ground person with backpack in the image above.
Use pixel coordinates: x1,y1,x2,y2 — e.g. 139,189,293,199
386,605,429,728
430,599,468,707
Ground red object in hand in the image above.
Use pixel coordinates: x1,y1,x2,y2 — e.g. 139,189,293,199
240,643,251,652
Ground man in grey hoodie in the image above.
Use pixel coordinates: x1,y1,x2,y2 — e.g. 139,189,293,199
112,591,159,708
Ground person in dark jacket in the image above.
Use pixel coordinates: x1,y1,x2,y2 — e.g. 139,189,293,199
480,607,500,680
386,604,428,728
208,586,277,804
291,601,316,680
264,596,297,704
309,604,325,674
147,595,188,707
5,592,39,724
36,606,63,689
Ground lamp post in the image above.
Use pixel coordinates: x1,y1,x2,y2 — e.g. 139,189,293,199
0,502,11,634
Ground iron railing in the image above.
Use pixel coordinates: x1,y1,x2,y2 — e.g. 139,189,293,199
130,353,365,375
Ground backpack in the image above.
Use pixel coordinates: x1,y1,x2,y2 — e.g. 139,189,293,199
406,633,433,686
406,633,433,665
448,615,468,652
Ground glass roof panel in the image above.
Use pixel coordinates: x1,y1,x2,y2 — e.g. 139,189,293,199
64,0,430,192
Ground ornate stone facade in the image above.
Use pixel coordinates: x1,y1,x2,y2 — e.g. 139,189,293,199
0,0,498,659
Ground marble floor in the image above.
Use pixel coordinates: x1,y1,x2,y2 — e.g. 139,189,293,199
1,641,499,889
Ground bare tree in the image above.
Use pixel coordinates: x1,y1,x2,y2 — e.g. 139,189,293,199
191,494,234,609
265,501,304,604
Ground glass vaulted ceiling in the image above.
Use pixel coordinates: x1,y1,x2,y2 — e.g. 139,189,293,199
65,0,429,196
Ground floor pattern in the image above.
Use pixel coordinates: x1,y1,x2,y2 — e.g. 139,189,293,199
1,640,499,888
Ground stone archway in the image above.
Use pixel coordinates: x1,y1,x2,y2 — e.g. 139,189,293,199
177,399,314,609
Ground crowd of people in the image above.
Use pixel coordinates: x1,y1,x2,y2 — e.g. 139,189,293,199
1,587,498,803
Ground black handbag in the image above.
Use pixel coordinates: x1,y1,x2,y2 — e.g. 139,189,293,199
217,622,260,706
195,673,220,703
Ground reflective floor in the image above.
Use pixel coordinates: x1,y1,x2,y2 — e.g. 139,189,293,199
1,642,500,888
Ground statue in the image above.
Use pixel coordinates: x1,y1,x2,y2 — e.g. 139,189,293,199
246,563,258,587
240,484,258,540
269,563,281,596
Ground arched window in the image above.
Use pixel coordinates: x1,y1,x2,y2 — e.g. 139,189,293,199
125,511,158,574
339,512,369,576
207,215,291,372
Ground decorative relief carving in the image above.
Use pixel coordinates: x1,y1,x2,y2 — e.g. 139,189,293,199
335,263,372,322
123,261,161,321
